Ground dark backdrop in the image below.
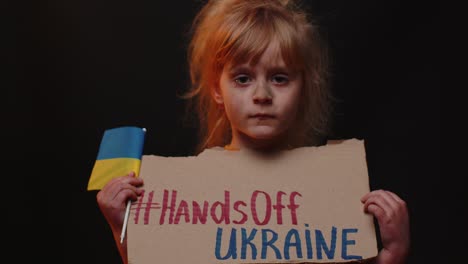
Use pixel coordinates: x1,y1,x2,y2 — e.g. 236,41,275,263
5,1,449,263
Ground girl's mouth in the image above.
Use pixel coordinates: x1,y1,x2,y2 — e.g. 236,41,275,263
250,113,275,120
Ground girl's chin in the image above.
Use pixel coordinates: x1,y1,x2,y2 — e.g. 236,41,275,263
245,127,287,142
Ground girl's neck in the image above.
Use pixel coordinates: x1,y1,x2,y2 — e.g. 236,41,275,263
227,130,292,152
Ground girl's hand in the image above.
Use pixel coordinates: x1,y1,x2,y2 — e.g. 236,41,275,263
96,172,144,234
361,190,410,264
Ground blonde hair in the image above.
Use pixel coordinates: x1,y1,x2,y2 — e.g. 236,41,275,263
185,0,333,153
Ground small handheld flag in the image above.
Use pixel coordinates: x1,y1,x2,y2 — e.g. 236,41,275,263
87,126,146,191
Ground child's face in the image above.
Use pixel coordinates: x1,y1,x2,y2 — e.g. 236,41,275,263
215,41,302,149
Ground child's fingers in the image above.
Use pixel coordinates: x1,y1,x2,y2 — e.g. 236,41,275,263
110,184,142,201
385,191,409,225
103,172,143,191
98,173,144,204
362,190,409,234
360,189,381,202
386,190,406,206
380,190,408,218
118,174,144,189
99,187,139,213
362,190,405,215
108,180,144,201
377,190,402,213
362,190,410,263
113,189,139,207
360,190,374,202
363,189,403,203
361,189,391,201
362,191,394,217
365,204,385,220
363,199,391,220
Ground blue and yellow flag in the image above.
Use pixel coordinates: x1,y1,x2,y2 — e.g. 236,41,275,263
87,126,146,191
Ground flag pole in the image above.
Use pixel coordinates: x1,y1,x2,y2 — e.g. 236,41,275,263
120,200,132,243
120,127,146,244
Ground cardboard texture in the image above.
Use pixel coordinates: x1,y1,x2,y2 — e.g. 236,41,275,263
127,139,377,263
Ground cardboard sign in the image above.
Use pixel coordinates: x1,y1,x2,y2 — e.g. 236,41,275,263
127,139,377,263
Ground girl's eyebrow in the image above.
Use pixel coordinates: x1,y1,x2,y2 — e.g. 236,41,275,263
228,65,290,74
228,65,251,74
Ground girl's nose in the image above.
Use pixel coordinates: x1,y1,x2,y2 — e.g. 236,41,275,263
253,81,273,105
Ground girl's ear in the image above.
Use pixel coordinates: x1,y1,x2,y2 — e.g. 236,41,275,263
212,86,224,104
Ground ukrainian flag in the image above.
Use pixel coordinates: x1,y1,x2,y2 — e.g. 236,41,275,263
87,126,146,191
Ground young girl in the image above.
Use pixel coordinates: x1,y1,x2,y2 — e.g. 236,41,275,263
97,0,410,263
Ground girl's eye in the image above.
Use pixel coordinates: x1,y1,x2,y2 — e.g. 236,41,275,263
272,75,289,85
234,75,251,85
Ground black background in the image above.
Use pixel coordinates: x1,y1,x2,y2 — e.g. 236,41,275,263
5,0,451,263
